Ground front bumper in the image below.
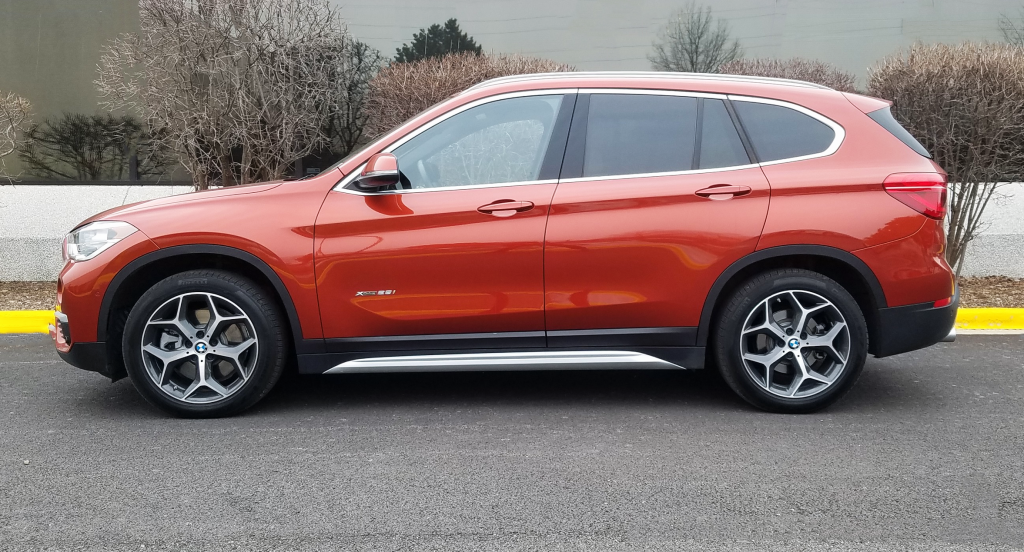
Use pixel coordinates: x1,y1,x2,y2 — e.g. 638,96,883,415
55,341,121,379
871,286,959,358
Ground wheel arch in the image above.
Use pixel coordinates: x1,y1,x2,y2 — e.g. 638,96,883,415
98,245,310,375
697,245,887,354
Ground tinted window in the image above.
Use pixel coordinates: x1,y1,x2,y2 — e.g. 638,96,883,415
699,99,749,169
868,107,931,158
393,95,562,189
583,94,697,178
733,101,836,162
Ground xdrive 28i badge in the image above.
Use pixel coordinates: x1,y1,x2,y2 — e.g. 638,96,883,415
355,290,396,297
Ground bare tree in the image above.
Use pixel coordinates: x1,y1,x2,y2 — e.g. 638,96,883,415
365,52,572,139
649,2,741,73
869,43,1024,276
0,91,31,181
720,58,858,92
19,113,174,180
1000,7,1024,46
97,0,350,188
323,40,386,160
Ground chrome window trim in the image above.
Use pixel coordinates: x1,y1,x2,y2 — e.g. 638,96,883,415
333,88,576,195
727,94,846,166
335,178,559,196
558,164,761,184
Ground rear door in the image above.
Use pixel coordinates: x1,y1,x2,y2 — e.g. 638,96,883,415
543,91,771,347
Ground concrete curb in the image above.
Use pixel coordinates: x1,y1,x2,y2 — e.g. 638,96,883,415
2,308,1023,335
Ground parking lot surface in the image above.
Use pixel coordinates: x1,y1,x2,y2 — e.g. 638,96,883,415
1,333,1023,551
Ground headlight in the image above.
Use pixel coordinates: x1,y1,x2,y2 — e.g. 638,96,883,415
63,221,138,262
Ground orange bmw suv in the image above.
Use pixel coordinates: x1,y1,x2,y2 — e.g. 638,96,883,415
52,72,957,417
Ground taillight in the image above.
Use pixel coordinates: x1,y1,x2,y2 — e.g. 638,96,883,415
883,173,947,219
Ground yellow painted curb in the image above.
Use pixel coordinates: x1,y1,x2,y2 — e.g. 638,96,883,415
0,308,1022,334
0,310,52,334
955,308,1024,330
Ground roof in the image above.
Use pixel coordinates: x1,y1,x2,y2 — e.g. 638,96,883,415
466,71,832,93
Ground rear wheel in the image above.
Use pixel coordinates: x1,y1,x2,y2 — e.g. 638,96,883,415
122,270,288,417
713,269,868,413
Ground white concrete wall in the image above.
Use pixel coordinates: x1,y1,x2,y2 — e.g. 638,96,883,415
0,185,192,281
0,182,1021,281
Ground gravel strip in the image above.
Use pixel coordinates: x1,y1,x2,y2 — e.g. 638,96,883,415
2,277,1023,311
0,282,56,310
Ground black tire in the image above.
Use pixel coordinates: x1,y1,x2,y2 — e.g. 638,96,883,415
122,269,288,418
712,268,868,413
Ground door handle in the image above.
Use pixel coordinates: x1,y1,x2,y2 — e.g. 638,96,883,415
477,200,534,217
695,185,752,200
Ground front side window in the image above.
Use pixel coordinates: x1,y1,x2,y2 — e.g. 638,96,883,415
392,95,563,189
733,100,837,163
583,94,698,178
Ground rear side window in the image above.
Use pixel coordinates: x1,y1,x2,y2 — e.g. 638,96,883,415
867,107,931,158
583,94,697,178
699,99,750,169
733,101,836,163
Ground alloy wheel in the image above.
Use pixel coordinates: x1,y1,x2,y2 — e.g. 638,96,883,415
140,292,258,404
738,290,851,399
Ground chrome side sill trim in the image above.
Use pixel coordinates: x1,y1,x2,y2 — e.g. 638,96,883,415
324,351,685,374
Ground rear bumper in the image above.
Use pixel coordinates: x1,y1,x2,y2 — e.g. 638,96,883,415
871,286,959,358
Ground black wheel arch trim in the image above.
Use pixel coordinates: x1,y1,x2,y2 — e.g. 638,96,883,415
696,245,887,347
97,244,322,355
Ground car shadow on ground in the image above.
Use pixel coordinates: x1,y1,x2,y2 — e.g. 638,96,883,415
62,357,933,418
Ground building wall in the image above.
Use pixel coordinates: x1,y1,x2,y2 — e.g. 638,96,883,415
337,0,1016,82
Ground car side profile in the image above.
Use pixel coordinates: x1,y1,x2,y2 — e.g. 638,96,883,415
52,72,957,417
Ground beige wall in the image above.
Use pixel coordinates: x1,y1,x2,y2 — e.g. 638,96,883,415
337,0,1016,81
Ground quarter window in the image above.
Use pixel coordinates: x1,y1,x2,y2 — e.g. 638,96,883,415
583,94,698,178
699,99,750,169
733,101,836,163
392,95,563,189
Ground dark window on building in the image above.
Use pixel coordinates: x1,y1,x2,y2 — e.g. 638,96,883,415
867,106,931,158
699,99,750,169
583,94,698,178
733,101,836,162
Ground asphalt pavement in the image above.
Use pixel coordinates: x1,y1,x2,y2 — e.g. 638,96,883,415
1,333,1023,551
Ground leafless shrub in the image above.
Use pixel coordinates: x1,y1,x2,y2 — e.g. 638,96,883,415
322,40,386,160
649,1,741,73
97,0,350,188
364,52,572,138
1000,7,1024,46
0,91,32,181
720,58,858,93
868,42,1024,276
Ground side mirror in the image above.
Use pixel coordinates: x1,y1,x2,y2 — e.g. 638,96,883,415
354,153,400,190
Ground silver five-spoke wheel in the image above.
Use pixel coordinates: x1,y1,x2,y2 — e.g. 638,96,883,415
141,292,258,404
739,290,850,399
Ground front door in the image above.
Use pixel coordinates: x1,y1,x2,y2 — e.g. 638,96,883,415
315,93,573,347
543,92,771,346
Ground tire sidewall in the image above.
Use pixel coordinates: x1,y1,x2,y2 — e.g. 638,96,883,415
714,271,868,413
122,271,285,417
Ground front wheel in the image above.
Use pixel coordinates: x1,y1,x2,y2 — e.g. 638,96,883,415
122,270,288,417
712,268,868,413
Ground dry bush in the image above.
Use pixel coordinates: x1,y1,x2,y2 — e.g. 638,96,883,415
720,58,857,92
364,52,572,138
0,91,32,181
868,43,1024,276
98,0,350,188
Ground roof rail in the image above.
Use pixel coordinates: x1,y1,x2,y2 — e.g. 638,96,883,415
466,71,833,92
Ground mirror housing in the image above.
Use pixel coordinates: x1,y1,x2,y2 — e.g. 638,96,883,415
354,153,400,189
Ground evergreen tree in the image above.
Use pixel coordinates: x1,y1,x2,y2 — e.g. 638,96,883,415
395,18,481,63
